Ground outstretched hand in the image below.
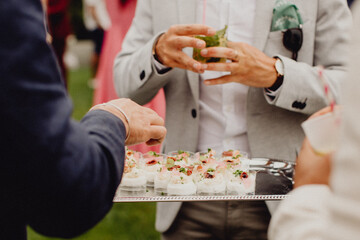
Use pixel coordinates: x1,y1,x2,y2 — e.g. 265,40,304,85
91,99,166,146
294,138,332,188
294,107,335,188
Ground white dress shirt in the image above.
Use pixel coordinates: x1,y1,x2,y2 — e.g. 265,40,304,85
197,0,256,154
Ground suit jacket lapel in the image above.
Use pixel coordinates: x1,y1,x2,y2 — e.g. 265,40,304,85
177,0,200,103
253,0,276,51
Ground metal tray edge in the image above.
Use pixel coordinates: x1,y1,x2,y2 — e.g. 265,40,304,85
113,195,289,202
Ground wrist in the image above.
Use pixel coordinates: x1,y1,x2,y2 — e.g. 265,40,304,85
90,104,130,141
268,57,284,91
153,34,165,64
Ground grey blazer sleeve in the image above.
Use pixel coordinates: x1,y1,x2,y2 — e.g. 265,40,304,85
271,0,352,115
113,0,173,105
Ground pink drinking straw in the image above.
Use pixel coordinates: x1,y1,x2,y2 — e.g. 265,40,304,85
203,0,207,24
318,66,336,112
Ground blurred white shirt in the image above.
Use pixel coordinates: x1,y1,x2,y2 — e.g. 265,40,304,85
83,0,111,31
197,0,256,154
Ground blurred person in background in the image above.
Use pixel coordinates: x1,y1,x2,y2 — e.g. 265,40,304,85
0,0,166,239
83,0,111,86
46,0,72,88
269,2,360,239
114,0,351,239
93,0,165,154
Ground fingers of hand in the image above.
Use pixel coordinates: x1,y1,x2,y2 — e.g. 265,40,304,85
297,139,315,162
149,114,165,126
168,36,206,72
203,74,235,86
203,62,237,72
146,139,162,146
226,41,238,49
174,52,205,73
170,24,216,36
200,47,240,61
233,50,240,62
294,142,332,188
174,36,206,49
297,139,333,186
308,106,334,120
147,126,167,145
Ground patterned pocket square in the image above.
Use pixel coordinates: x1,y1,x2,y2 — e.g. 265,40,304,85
271,0,303,32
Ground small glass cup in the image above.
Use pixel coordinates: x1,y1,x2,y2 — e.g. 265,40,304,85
244,170,257,195
117,169,147,197
301,111,341,155
226,169,257,195
193,0,229,63
142,152,166,187
154,169,171,196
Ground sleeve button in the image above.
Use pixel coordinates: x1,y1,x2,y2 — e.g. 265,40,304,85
140,70,146,80
191,109,197,118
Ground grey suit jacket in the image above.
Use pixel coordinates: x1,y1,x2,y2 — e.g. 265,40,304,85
114,0,351,232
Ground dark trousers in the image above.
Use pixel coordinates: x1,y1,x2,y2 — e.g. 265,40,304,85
162,201,271,240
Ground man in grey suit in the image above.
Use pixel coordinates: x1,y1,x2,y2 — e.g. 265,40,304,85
114,0,351,239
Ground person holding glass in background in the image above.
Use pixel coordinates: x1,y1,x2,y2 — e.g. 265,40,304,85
82,0,111,85
269,1,360,238
114,0,351,239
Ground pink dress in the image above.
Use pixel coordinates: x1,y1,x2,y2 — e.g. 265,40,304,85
93,0,165,153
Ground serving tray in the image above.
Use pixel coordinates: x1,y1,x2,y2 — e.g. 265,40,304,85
113,158,294,202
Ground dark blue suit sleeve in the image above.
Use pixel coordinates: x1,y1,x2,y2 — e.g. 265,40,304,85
0,0,126,238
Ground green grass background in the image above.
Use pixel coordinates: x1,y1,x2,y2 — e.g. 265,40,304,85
27,68,160,240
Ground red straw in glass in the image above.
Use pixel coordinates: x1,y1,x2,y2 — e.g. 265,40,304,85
203,0,207,24
318,66,335,112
